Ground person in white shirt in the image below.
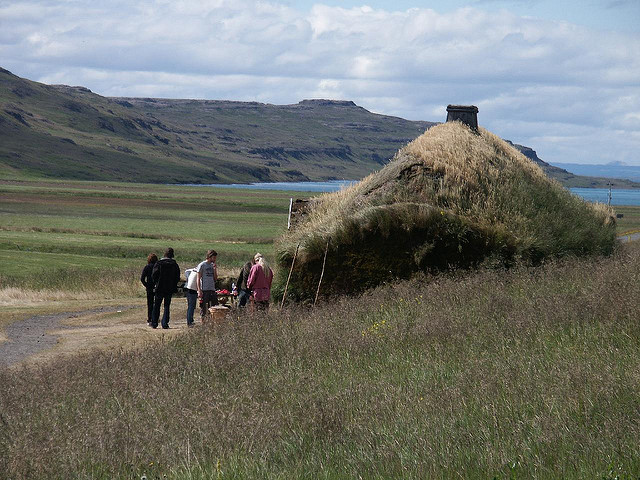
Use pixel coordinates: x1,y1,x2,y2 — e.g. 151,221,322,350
184,266,199,327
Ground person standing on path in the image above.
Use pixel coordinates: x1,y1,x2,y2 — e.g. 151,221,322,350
197,249,218,320
151,247,180,329
247,253,273,311
184,266,199,327
235,257,254,308
140,253,158,326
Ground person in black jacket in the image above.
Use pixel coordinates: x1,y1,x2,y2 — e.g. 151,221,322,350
235,258,254,308
151,247,180,329
140,253,158,326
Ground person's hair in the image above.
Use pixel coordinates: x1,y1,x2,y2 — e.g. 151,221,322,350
147,253,158,264
164,247,174,258
254,252,263,263
206,249,217,259
257,255,271,277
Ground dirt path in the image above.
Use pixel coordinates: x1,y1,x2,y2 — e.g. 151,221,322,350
0,298,209,369
0,305,136,368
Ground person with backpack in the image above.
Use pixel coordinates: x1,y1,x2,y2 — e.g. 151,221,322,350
151,247,180,329
184,265,199,327
235,257,254,308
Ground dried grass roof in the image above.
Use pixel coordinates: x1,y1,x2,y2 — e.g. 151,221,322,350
275,122,615,300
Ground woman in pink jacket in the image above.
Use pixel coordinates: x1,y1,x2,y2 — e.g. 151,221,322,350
247,253,274,310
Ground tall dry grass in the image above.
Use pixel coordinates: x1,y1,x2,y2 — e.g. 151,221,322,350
0,267,141,306
1,242,639,479
0,287,97,307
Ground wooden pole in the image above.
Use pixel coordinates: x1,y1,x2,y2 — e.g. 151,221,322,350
314,238,330,307
280,243,300,309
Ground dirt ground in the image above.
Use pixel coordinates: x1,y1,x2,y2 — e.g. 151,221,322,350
0,300,195,369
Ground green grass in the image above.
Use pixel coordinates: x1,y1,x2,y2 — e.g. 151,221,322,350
2,242,639,478
0,179,293,287
0,249,137,277
615,205,640,234
0,230,273,261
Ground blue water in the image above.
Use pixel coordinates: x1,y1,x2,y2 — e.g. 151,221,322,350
569,188,640,206
189,181,640,206
189,180,356,192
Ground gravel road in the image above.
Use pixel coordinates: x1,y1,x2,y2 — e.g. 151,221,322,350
0,306,134,368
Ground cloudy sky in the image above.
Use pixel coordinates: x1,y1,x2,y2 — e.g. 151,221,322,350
1,0,639,166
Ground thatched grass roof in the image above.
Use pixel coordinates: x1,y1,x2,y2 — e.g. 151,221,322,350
274,122,616,302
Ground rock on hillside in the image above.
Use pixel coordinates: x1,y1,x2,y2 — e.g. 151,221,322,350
274,122,617,302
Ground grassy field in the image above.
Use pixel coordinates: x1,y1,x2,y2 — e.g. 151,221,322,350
615,205,640,234
0,177,636,296
1,241,639,478
1,179,640,478
0,179,293,288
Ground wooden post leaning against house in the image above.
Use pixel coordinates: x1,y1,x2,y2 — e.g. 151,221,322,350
280,243,300,309
314,238,330,307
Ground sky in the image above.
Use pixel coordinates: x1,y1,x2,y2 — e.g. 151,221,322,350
1,0,639,166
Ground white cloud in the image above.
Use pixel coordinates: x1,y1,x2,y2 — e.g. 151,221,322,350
0,0,639,165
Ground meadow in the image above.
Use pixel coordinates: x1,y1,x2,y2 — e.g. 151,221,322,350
0,179,292,288
1,179,640,478
1,241,639,478
615,205,640,235
2,179,636,289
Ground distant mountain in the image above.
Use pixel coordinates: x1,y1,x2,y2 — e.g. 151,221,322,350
0,67,435,183
1,67,638,188
551,162,640,183
505,142,640,189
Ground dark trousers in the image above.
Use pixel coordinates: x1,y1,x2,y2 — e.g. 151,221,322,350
145,289,155,323
152,292,173,329
199,290,218,318
186,289,198,326
237,288,251,308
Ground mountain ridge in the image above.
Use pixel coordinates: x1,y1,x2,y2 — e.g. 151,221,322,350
552,162,640,182
1,67,638,188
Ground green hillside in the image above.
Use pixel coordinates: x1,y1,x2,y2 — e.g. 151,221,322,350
0,67,434,184
1,67,638,187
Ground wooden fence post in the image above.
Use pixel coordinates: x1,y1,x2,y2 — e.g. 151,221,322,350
314,238,330,307
280,243,300,309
